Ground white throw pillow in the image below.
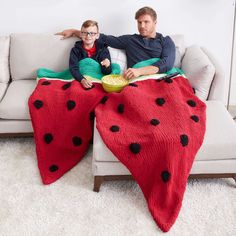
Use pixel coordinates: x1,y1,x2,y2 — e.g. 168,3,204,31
181,45,215,100
0,36,10,83
108,47,127,73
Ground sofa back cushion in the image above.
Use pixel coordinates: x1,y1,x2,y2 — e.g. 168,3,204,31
108,47,127,73
181,45,216,100
10,34,78,80
9,33,186,80
0,36,10,83
170,34,186,68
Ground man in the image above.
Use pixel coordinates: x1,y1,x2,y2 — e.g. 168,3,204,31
56,6,175,79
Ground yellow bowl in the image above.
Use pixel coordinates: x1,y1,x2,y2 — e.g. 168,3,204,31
102,74,129,93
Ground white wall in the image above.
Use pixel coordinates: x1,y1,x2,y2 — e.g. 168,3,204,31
0,0,235,104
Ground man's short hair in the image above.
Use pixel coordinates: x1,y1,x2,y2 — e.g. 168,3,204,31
135,6,157,21
81,20,99,30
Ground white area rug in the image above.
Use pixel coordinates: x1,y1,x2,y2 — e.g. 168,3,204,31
0,138,235,236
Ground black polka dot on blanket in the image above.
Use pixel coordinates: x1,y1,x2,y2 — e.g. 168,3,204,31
190,115,199,122
100,96,108,104
62,83,71,90
187,100,196,107
161,171,171,183
117,104,124,113
41,81,51,86
129,83,138,87
155,98,165,106
67,100,76,110
180,134,189,147
110,125,120,132
44,133,53,144
164,78,173,83
129,143,141,154
150,119,160,126
89,111,95,121
72,136,82,146
33,100,43,109
49,164,58,172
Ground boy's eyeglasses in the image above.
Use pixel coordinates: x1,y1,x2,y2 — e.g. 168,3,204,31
81,31,98,37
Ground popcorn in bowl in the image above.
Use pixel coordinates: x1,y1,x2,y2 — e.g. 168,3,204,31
101,74,129,92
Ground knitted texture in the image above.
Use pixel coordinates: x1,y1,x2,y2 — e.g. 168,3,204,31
37,58,121,80
28,79,106,184
95,76,206,232
28,75,206,232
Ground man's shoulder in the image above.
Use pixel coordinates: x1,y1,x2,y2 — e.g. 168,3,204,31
156,33,173,43
156,33,169,39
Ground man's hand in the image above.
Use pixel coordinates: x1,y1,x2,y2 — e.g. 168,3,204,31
123,68,141,79
81,78,93,89
55,29,80,39
124,66,159,79
101,58,111,68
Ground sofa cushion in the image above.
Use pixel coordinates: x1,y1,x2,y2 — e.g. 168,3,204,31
10,34,77,80
0,80,36,119
93,101,236,162
181,45,215,100
0,36,10,83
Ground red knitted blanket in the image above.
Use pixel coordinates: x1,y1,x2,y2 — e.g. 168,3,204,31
28,76,206,232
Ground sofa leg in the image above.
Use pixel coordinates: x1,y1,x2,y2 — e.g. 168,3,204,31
93,176,104,192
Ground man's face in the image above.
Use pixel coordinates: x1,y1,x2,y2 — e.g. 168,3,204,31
137,14,157,38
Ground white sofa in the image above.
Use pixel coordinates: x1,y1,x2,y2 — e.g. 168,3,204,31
91,39,236,191
0,34,235,190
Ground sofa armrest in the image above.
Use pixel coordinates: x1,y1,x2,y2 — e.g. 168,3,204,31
0,36,10,84
201,47,226,102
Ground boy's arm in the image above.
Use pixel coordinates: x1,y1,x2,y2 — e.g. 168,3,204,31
69,47,85,82
100,48,112,75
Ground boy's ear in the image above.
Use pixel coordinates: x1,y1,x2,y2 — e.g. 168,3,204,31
96,33,100,39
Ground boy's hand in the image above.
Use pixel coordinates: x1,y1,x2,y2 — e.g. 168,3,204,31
81,78,93,89
101,59,111,68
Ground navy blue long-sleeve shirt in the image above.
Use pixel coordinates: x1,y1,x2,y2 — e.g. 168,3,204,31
69,40,112,82
99,33,175,73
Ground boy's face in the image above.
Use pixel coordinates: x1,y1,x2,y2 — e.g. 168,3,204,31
80,26,99,47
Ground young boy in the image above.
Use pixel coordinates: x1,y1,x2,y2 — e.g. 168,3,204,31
69,20,111,89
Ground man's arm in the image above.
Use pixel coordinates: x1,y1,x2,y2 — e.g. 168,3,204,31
55,29,129,50
98,34,130,49
55,29,81,39
152,36,176,73
124,66,159,79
